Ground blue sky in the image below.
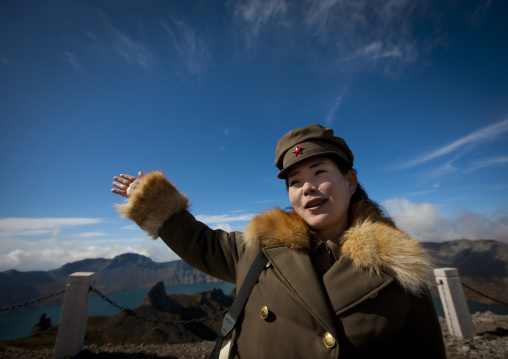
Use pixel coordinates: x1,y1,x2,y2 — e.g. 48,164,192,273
1,0,507,271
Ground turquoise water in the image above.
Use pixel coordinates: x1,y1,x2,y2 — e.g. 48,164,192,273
432,297,508,317
1,281,506,341
0,281,235,341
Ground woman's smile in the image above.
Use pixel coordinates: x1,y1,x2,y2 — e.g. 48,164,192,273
305,198,327,210
288,156,357,241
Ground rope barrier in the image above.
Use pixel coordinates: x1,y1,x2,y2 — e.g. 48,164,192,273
90,286,230,327
0,279,504,320
461,282,508,307
0,289,66,313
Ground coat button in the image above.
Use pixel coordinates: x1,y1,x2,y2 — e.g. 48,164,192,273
265,261,271,268
260,306,269,320
323,332,336,348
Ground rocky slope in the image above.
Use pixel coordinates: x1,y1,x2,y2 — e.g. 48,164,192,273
1,312,507,358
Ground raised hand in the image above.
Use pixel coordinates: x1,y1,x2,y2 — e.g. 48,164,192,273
111,171,144,198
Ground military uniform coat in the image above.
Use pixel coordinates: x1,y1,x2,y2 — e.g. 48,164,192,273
116,172,447,359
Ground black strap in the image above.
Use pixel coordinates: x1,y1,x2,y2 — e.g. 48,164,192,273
209,250,268,359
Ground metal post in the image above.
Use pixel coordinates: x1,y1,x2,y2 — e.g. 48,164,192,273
54,272,96,359
434,268,476,339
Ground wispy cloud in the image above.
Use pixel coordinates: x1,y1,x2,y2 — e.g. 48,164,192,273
230,0,288,48
0,217,103,238
97,10,155,71
79,232,106,238
229,0,437,77
383,197,508,242
325,85,348,126
61,51,81,70
466,156,508,172
397,118,508,169
470,0,493,31
161,19,213,76
195,213,255,223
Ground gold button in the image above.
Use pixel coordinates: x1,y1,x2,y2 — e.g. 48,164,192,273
265,261,271,268
369,292,378,299
260,306,269,320
323,332,336,348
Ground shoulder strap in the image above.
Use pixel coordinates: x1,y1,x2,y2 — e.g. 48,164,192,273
209,249,268,359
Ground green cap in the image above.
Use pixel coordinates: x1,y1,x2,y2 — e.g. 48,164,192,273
274,123,354,179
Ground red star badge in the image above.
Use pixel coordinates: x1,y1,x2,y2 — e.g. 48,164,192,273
293,146,303,157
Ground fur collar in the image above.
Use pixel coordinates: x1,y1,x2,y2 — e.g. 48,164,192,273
243,207,433,295
116,171,433,295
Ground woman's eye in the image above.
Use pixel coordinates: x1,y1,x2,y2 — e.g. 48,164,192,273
289,180,300,186
315,170,325,175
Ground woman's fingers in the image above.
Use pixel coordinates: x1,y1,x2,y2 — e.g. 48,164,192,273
110,188,127,197
116,174,138,183
112,180,127,190
111,172,142,199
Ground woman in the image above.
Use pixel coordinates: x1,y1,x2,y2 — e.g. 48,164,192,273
111,124,446,358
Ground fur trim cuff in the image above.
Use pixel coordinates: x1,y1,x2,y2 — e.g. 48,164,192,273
115,171,190,239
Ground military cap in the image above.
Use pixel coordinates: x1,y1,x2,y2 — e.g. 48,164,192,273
275,123,354,179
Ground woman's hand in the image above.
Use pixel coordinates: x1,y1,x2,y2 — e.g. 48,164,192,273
111,171,144,198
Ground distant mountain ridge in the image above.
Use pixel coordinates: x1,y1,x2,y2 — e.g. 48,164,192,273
1,239,507,312
423,239,508,305
0,253,220,313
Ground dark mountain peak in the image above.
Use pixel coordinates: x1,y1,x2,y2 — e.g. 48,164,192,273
140,281,180,313
106,253,155,270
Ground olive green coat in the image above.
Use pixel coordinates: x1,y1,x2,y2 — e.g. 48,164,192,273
116,172,446,359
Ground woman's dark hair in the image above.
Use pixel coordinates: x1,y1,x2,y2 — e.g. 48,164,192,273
285,156,396,228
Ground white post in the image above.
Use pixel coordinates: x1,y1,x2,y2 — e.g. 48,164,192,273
54,272,96,359
434,268,476,339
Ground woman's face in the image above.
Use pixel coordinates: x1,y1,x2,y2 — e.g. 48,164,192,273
287,156,357,241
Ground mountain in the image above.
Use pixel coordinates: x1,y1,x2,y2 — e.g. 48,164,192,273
423,239,508,305
1,239,507,313
84,282,233,344
0,253,221,313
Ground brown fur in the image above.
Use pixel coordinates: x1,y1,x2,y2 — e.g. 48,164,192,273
115,171,190,239
244,206,433,295
243,208,311,251
117,172,431,294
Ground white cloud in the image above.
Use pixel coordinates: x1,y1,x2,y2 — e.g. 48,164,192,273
398,118,508,169
228,0,440,77
325,85,348,126
383,198,508,243
61,51,81,70
231,0,288,48
96,10,155,71
161,19,213,76
0,243,137,271
79,232,107,238
0,217,103,238
122,224,141,230
0,233,181,271
466,156,508,172
302,0,424,74
211,223,234,232
195,213,255,223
